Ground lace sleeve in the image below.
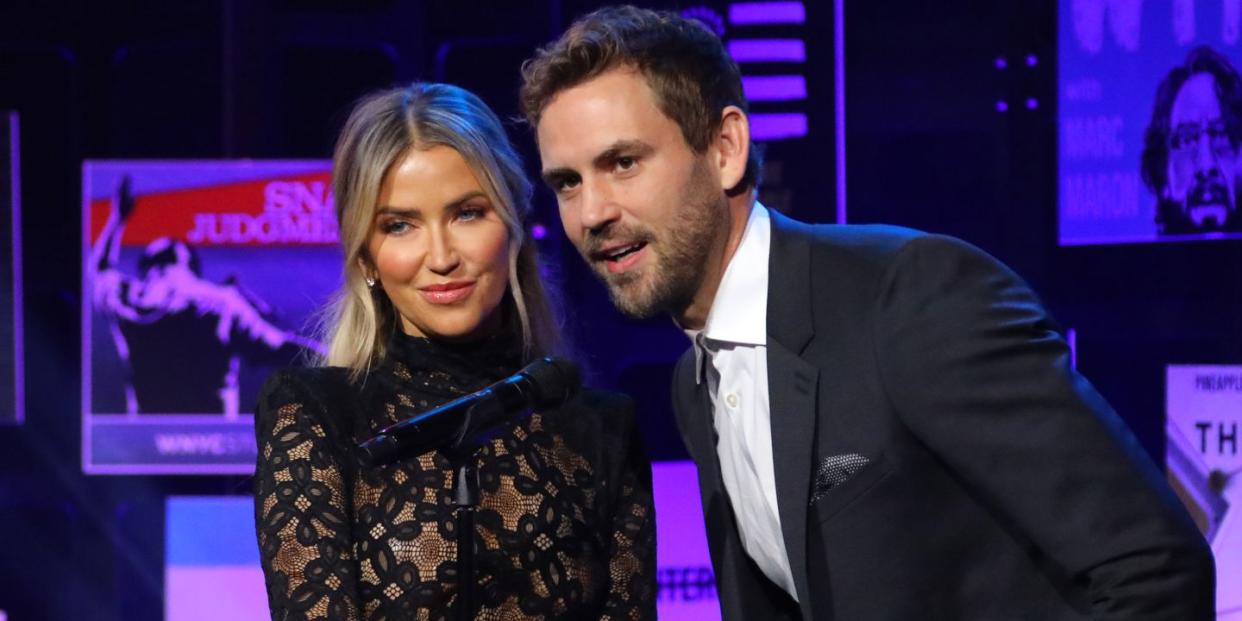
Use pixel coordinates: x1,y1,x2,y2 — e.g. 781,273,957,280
254,370,360,621
601,419,658,620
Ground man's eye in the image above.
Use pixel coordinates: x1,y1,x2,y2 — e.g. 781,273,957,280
1171,129,1199,149
617,157,637,171
555,177,580,192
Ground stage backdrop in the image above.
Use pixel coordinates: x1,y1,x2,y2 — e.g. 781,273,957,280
81,161,338,474
1,111,23,425
166,461,720,620
1166,364,1242,619
1059,0,1242,244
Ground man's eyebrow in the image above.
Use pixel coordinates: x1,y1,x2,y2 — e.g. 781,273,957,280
593,140,654,168
541,140,656,187
541,167,577,188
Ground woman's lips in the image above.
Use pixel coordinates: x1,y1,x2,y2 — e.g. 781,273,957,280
419,281,475,304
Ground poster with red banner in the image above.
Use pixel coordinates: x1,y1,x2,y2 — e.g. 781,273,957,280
82,161,339,474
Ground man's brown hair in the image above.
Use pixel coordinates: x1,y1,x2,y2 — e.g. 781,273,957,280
520,5,762,194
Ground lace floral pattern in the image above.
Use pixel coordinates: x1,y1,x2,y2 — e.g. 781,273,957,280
254,335,655,620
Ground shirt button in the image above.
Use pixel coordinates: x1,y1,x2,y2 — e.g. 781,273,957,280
726,393,739,408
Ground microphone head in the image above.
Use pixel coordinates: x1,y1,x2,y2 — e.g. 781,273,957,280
522,357,582,409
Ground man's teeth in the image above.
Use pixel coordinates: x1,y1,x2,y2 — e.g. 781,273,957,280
606,243,643,260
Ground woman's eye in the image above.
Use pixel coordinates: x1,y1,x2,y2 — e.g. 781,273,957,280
380,220,412,234
458,206,486,221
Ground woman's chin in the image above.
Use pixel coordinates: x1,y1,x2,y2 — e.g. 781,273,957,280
411,323,495,344
398,305,505,344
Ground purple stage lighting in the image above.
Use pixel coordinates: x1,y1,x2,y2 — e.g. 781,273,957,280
995,56,1008,70
728,39,806,63
532,223,547,240
751,112,808,140
729,2,805,25
996,100,1009,112
1026,53,1039,67
835,0,845,224
681,6,726,36
742,75,807,101
1067,328,1077,369
1026,97,1039,110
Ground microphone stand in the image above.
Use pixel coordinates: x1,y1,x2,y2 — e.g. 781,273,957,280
372,397,547,620
448,401,488,621
451,452,478,621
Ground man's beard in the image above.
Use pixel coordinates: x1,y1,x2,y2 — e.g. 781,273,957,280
1159,171,1241,233
582,165,726,319
1184,174,1234,228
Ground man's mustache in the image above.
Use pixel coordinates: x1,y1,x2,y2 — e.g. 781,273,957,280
1186,176,1231,208
582,225,655,257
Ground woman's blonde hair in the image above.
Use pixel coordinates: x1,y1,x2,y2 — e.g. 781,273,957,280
321,82,559,379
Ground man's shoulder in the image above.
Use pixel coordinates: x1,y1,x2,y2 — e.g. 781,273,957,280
770,210,1002,277
770,209,927,258
769,212,932,285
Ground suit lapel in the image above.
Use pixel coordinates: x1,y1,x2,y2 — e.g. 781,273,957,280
766,210,819,612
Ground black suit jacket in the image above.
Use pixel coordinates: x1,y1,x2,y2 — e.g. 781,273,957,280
671,211,1214,620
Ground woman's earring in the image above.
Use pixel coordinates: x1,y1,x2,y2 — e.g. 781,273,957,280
365,276,376,288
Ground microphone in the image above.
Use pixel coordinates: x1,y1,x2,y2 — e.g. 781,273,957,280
357,356,581,467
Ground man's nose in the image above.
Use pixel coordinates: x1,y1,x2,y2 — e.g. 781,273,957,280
579,179,621,233
1193,133,1222,177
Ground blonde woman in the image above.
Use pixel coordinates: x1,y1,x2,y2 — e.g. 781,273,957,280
253,82,656,620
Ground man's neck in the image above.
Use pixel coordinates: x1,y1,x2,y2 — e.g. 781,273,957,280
676,193,756,330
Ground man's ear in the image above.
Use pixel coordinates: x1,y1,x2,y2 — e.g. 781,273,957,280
715,105,750,192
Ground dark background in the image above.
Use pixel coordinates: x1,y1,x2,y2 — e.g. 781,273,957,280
1,1,1238,618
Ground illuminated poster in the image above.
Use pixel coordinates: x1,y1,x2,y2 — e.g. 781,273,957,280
165,461,721,619
1166,365,1242,618
1,111,22,425
1060,0,1242,244
82,161,339,474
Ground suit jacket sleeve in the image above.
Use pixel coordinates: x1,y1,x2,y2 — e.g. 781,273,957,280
870,235,1214,620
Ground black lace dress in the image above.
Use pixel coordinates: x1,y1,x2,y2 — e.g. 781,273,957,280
253,332,656,620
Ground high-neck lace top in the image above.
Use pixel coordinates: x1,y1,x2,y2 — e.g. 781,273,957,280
253,332,656,620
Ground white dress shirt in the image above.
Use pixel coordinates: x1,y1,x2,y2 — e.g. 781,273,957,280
683,204,797,600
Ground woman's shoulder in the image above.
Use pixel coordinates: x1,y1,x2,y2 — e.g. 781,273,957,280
258,366,355,412
547,387,647,485
551,386,638,437
568,387,636,416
